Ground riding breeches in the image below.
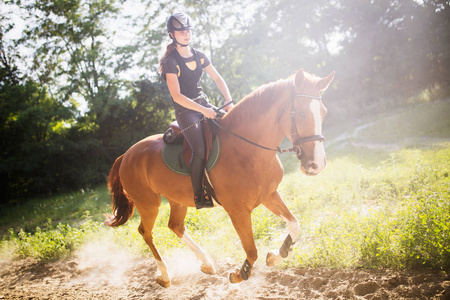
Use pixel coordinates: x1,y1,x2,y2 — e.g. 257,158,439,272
174,99,214,160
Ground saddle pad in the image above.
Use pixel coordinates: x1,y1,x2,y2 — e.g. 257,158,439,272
162,136,221,176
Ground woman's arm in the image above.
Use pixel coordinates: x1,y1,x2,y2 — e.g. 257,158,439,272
204,64,234,112
166,73,217,119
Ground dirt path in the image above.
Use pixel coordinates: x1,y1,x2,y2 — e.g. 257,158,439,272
1,248,449,300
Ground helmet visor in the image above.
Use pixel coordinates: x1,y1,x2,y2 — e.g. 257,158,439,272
168,13,191,32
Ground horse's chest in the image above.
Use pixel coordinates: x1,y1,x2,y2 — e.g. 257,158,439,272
216,152,283,194
244,157,283,183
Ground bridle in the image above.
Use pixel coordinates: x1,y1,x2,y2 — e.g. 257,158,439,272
278,87,325,159
212,86,325,158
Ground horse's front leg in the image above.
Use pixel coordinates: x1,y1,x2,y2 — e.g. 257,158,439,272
262,191,300,267
227,209,257,283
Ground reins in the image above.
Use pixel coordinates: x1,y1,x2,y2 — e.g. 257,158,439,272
212,87,325,155
211,118,283,152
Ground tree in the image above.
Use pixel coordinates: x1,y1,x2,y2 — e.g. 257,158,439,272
211,0,336,101
19,0,129,112
322,0,450,114
0,35,76,203
15,0,173,181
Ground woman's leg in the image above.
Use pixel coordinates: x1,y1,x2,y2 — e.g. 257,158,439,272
176,110,213,209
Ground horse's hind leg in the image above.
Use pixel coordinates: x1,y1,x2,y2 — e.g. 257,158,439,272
262,191,300,267
136,194,171,288
168,201,215,274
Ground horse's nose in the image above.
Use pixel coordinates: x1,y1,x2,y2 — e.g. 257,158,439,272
302,154,326,176
306,161,319,172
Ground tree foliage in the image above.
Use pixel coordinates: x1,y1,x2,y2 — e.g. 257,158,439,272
0,0,449,204
211,0,450,116
1,0,172,204
0,36,76,201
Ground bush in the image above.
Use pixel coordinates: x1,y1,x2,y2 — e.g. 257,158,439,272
361,181,450,269
2,215,101,261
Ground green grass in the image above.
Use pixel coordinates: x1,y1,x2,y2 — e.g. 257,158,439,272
355,100,450,146
0,186,111,236
280,147,450,270
1,100,449,271
324,99,450,141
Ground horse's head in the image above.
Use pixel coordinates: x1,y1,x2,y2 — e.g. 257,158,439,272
289,69,335,176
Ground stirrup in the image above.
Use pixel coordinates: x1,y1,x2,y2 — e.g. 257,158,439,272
194,189,214,209
203,189,214,207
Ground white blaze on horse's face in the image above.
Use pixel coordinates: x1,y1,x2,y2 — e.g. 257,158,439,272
298,98,327,176
292,69,334,176
308,99,327,175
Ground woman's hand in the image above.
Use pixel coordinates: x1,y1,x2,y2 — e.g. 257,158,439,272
224,101,234,112
202,107,217,119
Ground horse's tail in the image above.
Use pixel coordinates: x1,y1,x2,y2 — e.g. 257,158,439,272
104,155,135,227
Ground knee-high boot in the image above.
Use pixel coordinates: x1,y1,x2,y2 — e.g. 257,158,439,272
190,155,214,209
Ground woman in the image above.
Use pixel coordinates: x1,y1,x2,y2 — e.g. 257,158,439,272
159,12,233,209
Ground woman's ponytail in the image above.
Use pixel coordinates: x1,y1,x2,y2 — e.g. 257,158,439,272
158,41,176,74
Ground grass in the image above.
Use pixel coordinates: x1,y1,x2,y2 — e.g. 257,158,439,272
322,99,450,169
281,147,450,270
355,100,450,146
0,186,111,236
0,100,449,271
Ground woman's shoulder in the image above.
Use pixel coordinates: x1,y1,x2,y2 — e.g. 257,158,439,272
193,49,210,68
193,49,207,59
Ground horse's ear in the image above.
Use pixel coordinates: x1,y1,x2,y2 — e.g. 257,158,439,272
316,71,335,91
294,69,305,89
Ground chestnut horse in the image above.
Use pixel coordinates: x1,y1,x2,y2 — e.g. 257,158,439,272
105,69,335,287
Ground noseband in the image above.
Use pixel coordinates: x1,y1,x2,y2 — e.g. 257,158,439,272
212,87,325,155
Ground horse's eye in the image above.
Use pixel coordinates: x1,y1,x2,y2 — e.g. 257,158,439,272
297,111,306,118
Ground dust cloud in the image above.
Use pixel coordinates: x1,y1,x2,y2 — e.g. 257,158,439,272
73,239,135,286
0,237,448,299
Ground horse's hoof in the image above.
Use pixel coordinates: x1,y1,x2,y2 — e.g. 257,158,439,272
156,276,171,288
266,250,283,267
229,268,243,284
201,264,216,275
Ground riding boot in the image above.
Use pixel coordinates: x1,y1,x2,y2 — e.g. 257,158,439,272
190,155,214,209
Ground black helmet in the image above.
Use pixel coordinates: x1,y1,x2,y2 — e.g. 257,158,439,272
167,13,191,33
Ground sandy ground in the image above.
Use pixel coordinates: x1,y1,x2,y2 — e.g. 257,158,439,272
0,242,449,300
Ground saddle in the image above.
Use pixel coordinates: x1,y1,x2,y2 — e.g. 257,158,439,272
162,118,220,205
163,119,217,166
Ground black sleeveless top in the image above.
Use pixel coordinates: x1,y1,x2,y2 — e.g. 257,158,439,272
162,49,210,100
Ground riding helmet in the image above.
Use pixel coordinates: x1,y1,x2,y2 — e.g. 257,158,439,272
167,12,191,33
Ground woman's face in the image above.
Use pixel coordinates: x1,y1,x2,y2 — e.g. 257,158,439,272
173,29,191,45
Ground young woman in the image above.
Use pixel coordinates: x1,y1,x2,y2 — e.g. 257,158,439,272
159,12,233,209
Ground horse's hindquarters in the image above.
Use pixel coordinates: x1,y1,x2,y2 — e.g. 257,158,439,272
119,135,192,206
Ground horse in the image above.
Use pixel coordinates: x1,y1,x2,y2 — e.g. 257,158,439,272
105,69,335,287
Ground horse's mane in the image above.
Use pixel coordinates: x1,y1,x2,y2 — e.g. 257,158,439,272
223,76,294,128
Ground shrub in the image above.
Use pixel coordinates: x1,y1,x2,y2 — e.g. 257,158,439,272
2,215,101,261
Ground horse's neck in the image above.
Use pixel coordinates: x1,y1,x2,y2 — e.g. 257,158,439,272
221,89,289,155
